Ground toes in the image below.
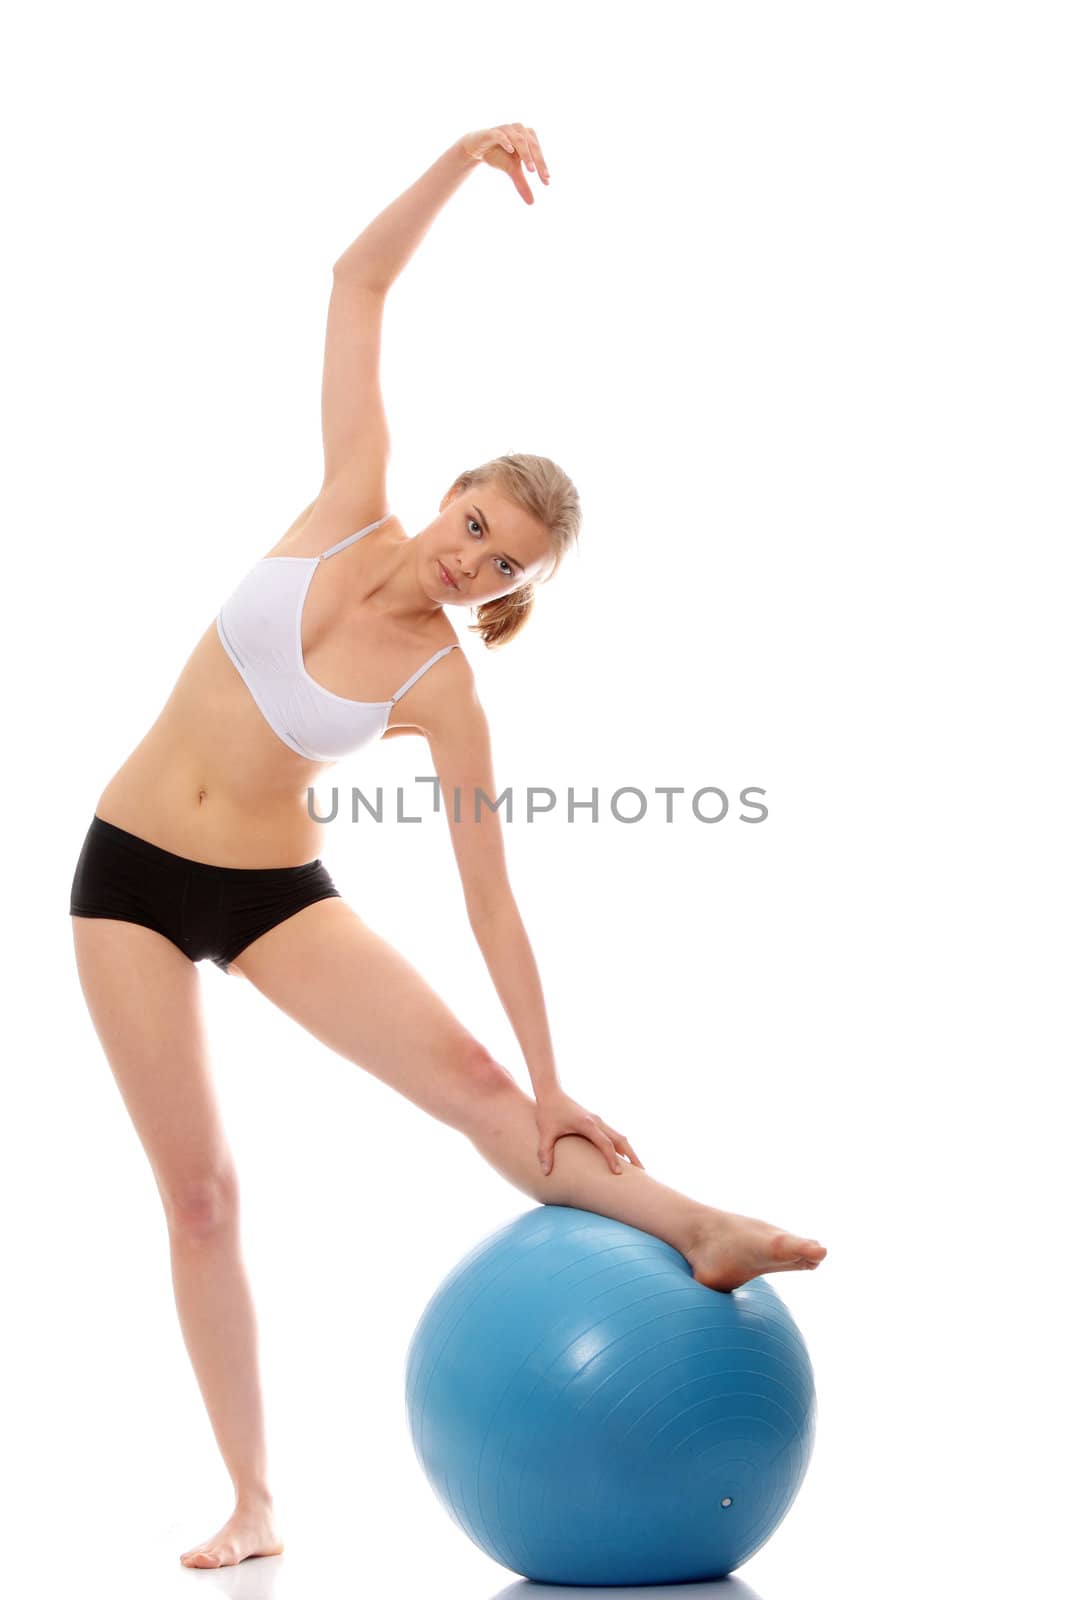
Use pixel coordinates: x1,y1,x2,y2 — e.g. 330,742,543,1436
181,1546,223,1568
769,1231,803,1262
771,1232,826,1264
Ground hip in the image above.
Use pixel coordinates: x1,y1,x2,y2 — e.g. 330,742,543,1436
68,812,341,973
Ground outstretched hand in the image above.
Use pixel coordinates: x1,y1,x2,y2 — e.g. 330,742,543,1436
460,123,550,204
534,1089,645,1177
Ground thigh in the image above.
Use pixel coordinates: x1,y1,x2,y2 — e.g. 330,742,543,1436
228,896,514,1126
71,915,237,1216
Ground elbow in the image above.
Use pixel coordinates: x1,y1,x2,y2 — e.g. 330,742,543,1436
331,259,390,296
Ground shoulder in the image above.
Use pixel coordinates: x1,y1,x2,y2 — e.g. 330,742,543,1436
391,639,485,746
265,473,393,560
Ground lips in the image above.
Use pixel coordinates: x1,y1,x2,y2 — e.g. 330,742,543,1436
438,560,458,591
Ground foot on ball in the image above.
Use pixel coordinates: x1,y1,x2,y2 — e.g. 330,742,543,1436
684,1209,828,1294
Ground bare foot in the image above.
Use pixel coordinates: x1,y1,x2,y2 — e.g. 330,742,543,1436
684,1208,828,1294
179,1500,284,1569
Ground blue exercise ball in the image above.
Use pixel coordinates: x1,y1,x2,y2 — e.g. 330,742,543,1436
404,1205,817,1586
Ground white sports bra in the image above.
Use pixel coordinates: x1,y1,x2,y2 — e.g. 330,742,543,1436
216,513,458,761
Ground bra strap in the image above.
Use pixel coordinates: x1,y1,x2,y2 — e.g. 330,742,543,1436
319,513,393,561
391,644,459,705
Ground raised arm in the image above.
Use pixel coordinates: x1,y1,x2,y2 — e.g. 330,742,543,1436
320,128,548,498
319,277,391,495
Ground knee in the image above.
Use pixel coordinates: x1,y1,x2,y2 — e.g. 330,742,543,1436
162,1170,239,1240
466,1040,517,1091
445,1038,520,1127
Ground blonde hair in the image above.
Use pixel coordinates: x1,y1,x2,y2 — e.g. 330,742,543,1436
446,452,581,649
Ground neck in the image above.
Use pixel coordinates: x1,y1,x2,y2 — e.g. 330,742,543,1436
360,528,441,625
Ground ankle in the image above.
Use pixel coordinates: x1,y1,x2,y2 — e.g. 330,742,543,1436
680,1204,728,1257
234,1484,274,1512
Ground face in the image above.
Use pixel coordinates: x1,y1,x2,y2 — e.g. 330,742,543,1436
423,483,554,606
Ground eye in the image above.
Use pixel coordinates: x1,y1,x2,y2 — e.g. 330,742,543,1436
467,516,514,579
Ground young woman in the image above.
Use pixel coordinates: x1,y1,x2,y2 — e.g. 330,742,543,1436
69,124,827,1570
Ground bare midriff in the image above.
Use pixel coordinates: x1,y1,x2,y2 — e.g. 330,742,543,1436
94,618,342,868
92,493,458,869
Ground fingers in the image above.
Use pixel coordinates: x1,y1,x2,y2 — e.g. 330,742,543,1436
584,1117,622,1174
617,1137,645,1170
537,1110,639,1180
601,1134,623,1174
602,1122,644,1172
500,122,550,185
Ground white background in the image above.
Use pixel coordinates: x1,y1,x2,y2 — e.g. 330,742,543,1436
2,2,1063,1595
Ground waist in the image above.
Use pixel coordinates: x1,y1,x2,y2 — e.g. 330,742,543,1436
96,742,330,868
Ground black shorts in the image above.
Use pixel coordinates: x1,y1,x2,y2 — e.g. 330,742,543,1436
69,814,342,974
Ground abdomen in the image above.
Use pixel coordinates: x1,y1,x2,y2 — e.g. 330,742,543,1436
94,621,332,867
